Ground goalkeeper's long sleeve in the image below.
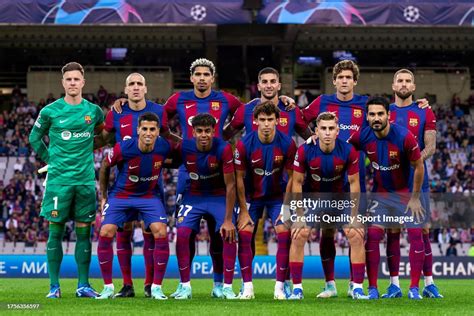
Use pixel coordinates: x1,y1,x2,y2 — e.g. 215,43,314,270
29,123,49,163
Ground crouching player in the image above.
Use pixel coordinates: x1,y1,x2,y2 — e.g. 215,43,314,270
96,112,171,300
288,112,368,299
234,102,297,300
173,113,238,300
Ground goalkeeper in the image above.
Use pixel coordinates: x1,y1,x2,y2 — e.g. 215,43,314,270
29,62,105,299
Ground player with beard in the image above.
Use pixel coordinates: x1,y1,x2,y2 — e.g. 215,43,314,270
382,69,442,299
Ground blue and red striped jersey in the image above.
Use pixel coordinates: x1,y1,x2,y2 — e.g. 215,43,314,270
229,98,307,137
107,137,171,198
164,90,242,139
349,123,421,193
302,93,369,191
293,138,359,192
389,102,436,190
178,138,234,196
234,130,296,200
104,100,168,142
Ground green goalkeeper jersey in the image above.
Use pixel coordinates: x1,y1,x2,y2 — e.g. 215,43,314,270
29,97,104,185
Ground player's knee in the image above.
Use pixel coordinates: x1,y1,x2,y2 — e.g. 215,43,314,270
149,222,167,239
347,231,364,247
295,228,310,244
100,224,117,238
275,224,289,234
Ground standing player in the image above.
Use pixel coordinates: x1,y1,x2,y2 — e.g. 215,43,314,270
288,112,367,300
224,67,311,140
96,112,171,300
348,97,426,300
173,113,238,300
29,62,104,298
99,73,179,298
234,102,297,299
383,69,442,298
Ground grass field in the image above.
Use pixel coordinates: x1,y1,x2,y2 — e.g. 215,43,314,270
0,279,473,315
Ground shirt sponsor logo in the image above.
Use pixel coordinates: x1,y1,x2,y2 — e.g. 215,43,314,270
62,130,91,140
189,172,220,180
122,135,132,140
61,130,72,140
128,175,159,182
254,168,280,176
339,124,360,131
129,175,139,182
371,161,400,171
311,174,341,182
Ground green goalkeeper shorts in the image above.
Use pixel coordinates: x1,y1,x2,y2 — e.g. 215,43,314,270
41,184,97,223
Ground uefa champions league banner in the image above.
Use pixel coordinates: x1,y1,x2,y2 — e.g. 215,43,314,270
258,0,474,26
0,0,251,25
0,255,473,279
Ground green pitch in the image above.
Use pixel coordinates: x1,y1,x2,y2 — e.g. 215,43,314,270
0,279,473,315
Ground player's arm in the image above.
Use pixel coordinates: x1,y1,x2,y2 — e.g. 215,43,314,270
223,105,245,141
421,108,437,161
163,141,183,169
347,146,361,218
279,95,296,111
234,142,252,230
99,158,112,211
301,95,321,124
290,145,307,239
28,110,51,163
405,133,425,223
294,107,312,140
220,144,237,242
111,98,128,113
93,106,107,149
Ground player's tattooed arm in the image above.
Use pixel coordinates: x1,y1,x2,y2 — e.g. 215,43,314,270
221,172,237,242
223,123,240,141
348,172,361,219
99,158,111,211
421,130,436,161
161,128,182,144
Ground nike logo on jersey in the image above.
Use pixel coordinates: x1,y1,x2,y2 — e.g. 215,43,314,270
121,124,130,128
160,216,167,220
47,248,57,251
414,249,424,254
59,119,68,123
309,166,319,170
129,165,139,169
88,214,95,218
251,159,261,163
186,104,195,109
367,151,376,154
186,161,196,165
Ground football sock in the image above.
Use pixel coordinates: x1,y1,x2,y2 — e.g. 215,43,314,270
143,231,155,286
176,227,193,283
408,228,425,289
423,232,433,279
75,225,92,286
116,229,133,286
238,231,253,282
47,223,65,286
97,236,114,285
387,231,401,281
210,230,224,283
153,237,169,286
223,239,237,285
320,234,336,282
289,262,303,286
351,262,365,285
276,231,290,282
366,227,384,288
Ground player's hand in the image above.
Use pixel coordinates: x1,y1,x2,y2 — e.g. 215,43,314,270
38,164,48,174
112,98,127,113
220,220,236,243
291,220,308,240
405,197,425,224
306,133,318,145
237,211,254,231
280,95,296,111
416,98,430,109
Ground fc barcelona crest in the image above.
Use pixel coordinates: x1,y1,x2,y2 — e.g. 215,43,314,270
154,161,162,169
279,118,288,126
335,165,343,172
274,155,283,163
84,115,92,124
390,151,398,159
51,210,58,218
409,118,418,127
211,102,220,111
353,109,362,118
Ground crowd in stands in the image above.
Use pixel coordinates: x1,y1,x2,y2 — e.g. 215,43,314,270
1,87,473,255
